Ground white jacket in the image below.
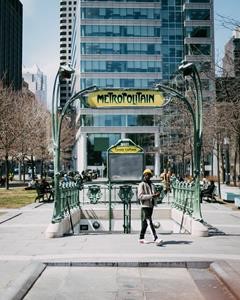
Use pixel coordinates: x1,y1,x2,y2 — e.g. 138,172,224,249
138,181,157,207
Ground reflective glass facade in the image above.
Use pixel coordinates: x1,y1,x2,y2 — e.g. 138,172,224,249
83,115,154,127
81,25,161,37
81,43,161,55
161,0,184,81
71,0,214,171
81,8,161,19
0,0,22,90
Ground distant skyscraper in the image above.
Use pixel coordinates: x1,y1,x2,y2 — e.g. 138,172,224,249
71,0,215,173
22,65,47,106
222,27,240,77
59,0,77,107
0,0,22,89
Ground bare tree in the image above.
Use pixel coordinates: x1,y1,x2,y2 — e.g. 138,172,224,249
0,82,52,187
0,83,22,188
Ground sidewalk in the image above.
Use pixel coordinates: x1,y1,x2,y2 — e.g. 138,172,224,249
0,186,240,299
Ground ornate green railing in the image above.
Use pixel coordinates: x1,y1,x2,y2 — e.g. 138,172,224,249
52,181,82,222
172,180,194,216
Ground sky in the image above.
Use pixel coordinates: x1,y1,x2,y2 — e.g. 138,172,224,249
21,0,59,108
20,0,240,107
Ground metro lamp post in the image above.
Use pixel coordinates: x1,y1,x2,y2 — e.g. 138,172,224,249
178,61,203,221
156,61,203,220
51,64,75,222
51,64,96,222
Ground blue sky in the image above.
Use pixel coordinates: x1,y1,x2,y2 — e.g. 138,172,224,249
20,0,240,106
21,0,59,106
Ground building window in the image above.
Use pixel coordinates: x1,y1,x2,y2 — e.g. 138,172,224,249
87,133,120,166
185,9,210,21
185,26,210,38
187,0,210,2
186,44,211,55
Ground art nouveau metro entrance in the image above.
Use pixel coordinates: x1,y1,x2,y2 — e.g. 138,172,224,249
47,62,205,238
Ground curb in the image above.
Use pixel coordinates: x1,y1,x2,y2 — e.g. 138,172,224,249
210,261,240,300
0,262,46,300
46,260,212,268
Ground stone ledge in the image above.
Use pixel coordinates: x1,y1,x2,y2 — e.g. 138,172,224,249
0,262,46,300
210,261,240,300
45,208,81,238
171,208,208,237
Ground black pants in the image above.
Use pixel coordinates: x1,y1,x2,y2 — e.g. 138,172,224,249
140,207,157,240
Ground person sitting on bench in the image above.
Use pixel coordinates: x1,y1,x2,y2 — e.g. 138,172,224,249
200,180,216,202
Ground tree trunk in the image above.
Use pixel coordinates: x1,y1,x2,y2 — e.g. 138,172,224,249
238,134,240,181
23,161,26,182
189,142,193,177
216,140,221,199
40,159,44,179
181,151,185,177
233,140,237,187
220,144,225,183
202,147,205,177
5,153,9,190
211,149,214,176
31,154,35,179
238,134,240,184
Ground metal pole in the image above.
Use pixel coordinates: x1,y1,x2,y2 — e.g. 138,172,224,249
51,70,96,222
51,70,62,222
156,62,203,221
190,66,203,220
108,181,112,231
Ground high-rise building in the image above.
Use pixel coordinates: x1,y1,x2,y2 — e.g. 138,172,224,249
59,0,77,107
222,28,240,77
22,65,47,107
216,28,240,181
0,0,22,90
71,0,215,174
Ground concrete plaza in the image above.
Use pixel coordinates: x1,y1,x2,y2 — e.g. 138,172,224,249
0,184,239,299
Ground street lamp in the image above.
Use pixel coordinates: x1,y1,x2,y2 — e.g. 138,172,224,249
51,64,96,222
156,61,203,220
178,61,203,220
51,64,75,222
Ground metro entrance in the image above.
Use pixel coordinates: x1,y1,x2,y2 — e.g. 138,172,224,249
47,62,203,237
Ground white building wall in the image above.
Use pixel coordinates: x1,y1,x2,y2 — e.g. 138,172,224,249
76,132,87,173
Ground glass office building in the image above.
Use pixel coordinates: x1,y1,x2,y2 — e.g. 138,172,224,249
71,0,214,175
0,0,22,90
59,0,77,107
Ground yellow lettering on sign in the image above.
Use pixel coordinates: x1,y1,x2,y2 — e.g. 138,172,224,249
110,146,142,154
87,90,164,108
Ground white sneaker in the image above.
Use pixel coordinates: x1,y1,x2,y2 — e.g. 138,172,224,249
155,238,163,246
139,239,151,244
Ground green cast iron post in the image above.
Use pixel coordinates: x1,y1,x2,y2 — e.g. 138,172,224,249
179,62,203,220
156,62,203,220
51,64,96,223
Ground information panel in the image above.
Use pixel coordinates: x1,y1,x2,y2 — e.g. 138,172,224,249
107,139,144,182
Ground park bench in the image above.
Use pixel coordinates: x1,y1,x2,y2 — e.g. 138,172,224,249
35,184,54,202
202,186,217,202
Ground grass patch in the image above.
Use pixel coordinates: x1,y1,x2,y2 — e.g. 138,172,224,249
0,187,36,208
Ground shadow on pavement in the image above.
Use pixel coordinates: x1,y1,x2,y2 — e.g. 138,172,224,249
202,221,226,236
160,240,193,246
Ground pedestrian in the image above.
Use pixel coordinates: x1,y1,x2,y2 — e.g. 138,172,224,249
160,168,171,194
138,169,163,246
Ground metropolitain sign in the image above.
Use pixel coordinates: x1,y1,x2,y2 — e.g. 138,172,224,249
87,90,164,108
